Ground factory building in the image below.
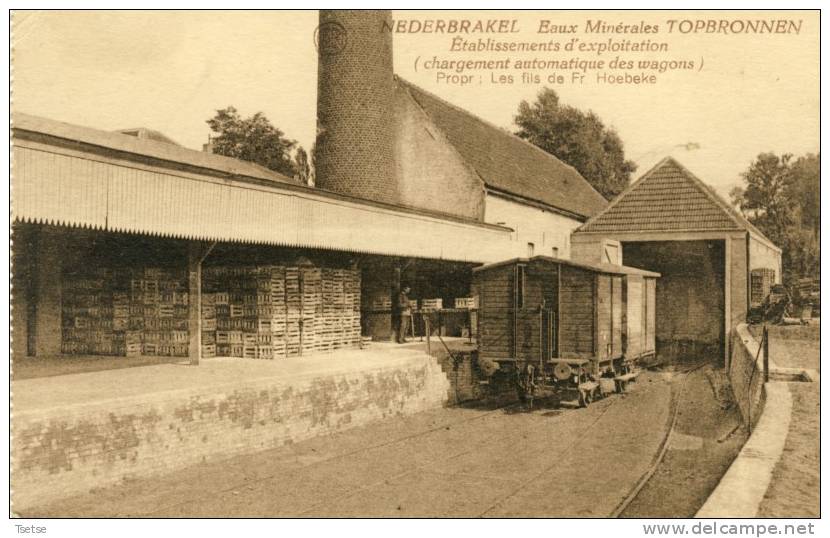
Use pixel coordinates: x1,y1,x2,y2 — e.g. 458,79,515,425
12,10,607,363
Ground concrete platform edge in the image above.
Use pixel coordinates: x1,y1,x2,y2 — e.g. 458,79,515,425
695,382,792,518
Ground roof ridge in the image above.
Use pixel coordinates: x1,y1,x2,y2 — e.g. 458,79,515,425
577,156,780,250
664,157,779,250
395,76,604,200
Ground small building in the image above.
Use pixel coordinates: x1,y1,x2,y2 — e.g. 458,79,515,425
472,256,659,365
571,157,782,364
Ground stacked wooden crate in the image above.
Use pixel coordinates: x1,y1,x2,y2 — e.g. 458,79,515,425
202,264,361,359
750,268,776,307
61,266,188,357
61,268,116,355
317,268,361,352
421,298,443,311
133,267,189,357
454,297,478,309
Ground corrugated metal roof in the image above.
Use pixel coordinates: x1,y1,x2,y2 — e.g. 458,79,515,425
398,78,609,220
12,138,515,263
13,112,300,186
577,157,780,251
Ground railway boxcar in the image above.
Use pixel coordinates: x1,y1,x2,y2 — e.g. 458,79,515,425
472,256,659,405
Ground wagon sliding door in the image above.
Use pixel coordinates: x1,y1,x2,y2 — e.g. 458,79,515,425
476,265,515,361
644,277,656,355
626,275,644,360
558,266,594,358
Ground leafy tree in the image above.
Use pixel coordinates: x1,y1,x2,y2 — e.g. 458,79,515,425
206,106,297,178
788,153,819,235
294,146,311,186
731,152,820,285
514,88,636,200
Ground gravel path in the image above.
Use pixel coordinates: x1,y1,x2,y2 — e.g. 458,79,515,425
757,382,820,517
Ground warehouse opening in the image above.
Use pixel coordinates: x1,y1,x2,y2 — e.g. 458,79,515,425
622,240,726,363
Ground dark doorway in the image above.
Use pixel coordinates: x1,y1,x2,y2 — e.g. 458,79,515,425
622,240,725,363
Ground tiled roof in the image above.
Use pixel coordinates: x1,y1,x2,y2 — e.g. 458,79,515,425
578,157,775,241
398,78,608,220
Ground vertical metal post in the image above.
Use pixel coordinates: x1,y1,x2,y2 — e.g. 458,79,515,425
187,243,202,366
425,315,431,356
761,324,769,383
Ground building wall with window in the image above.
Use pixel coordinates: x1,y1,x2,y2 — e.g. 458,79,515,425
484,193,582,260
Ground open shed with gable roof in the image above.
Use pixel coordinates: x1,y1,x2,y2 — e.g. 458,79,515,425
571,157,781,364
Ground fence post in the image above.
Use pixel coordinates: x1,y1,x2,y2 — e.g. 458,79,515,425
762,325,770,383
425,315,431,356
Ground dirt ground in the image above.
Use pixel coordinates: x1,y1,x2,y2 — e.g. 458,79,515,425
748,322,820,371
620,365,747,518
18,371,673,518
757,382,820,517
12,354,187,380
739,324,819,517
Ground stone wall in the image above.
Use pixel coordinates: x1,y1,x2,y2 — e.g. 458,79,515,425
12,352,449,510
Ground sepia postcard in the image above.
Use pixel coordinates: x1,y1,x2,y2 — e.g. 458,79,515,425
7,7,821,532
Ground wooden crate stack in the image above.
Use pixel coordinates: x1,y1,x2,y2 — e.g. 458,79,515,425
61,266,188,357
201,264,361,359
317,268,361,352
133,267,189,357
750,268,776,307
61,268,118,355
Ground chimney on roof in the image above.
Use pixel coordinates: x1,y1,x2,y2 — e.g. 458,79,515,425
314,10,397,205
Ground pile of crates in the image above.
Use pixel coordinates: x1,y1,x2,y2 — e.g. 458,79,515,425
750,268,777,307
202,264,361,359
61,266,189,357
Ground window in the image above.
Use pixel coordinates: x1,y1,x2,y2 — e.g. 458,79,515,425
527,242,535,257
551,247,559,258
516,264,526,309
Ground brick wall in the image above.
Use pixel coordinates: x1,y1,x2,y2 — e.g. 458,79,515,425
12,353,449,510
433,348,482,404
315,10,397,205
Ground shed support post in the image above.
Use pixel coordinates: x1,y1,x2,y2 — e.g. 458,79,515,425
187,241,217,366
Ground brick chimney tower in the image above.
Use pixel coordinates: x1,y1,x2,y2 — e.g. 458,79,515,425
315,10,397,205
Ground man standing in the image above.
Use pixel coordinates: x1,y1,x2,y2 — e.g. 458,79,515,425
396,286,412,343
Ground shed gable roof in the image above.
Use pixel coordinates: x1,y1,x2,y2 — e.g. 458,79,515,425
398,78,608,220
577,157,777,249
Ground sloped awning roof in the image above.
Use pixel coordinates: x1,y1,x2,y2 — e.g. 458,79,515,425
576,157,780,252
398,78,608,220
11,113,514,263
473,255,660,278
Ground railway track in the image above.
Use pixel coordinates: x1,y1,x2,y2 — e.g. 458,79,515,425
141,370,676,517
611,362,709,517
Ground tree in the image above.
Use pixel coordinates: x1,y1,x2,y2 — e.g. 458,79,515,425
206,106,298,178
294,146,311,186
514,88,637,200
788,153,819,235
731,152,820,285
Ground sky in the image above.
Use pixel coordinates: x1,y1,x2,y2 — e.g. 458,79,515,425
11,10,819,199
